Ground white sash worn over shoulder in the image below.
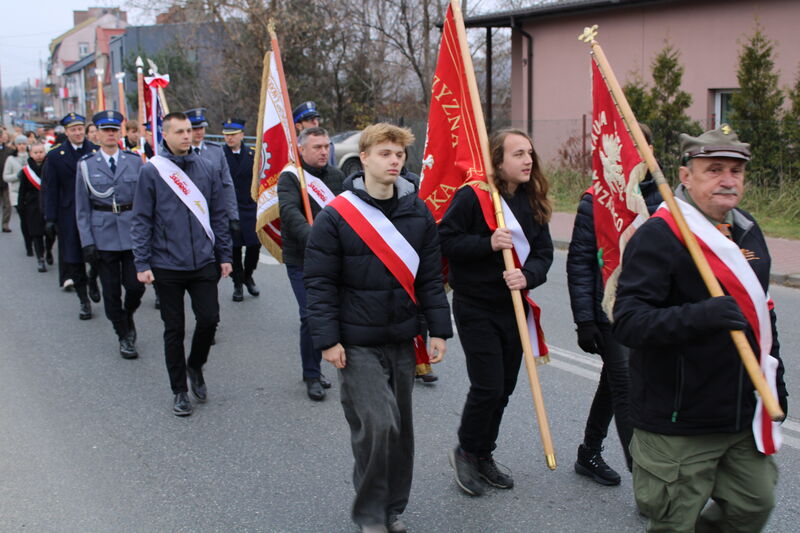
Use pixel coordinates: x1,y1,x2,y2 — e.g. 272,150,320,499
150,155,215,244
501,196,547,358
284,165,336,209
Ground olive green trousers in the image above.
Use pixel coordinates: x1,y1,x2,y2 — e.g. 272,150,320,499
631,428,778,533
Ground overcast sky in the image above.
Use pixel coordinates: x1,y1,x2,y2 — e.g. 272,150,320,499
0,1,148,89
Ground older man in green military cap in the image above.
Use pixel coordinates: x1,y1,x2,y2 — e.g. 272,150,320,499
612,125,788,532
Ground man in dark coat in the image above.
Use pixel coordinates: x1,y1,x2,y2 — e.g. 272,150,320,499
304,123,452,533
566,123,662,485
613,125,787,532
221,118,260,301
42,113,99,319
277,126,345,401
131,112,233,417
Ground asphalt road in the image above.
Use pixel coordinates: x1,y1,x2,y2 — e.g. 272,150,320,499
1,218,799,533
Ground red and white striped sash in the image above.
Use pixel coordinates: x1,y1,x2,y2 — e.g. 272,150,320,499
328,190,428,360
22,165,41,190
469,184,549,360
653,198,781,455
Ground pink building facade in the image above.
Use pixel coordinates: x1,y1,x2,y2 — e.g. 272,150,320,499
468,0,800,164
48,8,127,117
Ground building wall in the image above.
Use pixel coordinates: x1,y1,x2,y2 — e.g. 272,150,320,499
510,0,800,164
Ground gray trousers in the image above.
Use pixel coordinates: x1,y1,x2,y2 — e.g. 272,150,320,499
339,341,416,527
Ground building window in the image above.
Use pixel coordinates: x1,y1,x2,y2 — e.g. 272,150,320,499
79,42,89,57
714,90,736,128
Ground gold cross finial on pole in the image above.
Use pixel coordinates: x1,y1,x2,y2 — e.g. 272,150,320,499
578,25,598,43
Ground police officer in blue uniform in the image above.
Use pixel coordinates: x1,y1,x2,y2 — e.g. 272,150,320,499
185,108,239,230
76,111,146,359
292,101,335,166
42,113,99,319
221,118,260,301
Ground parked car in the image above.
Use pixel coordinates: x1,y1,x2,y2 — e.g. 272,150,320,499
331,129,362,177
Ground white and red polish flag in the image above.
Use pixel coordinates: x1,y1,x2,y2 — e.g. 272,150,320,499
591,58,651,318
144,75,169,157
251,50,293,263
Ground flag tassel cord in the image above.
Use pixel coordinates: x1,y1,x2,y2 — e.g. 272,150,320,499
582,28,783,421
451,0,557,470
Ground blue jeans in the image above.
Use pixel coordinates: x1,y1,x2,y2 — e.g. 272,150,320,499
286,264,322,379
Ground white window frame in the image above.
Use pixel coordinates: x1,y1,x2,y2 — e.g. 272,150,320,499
714,90,736,128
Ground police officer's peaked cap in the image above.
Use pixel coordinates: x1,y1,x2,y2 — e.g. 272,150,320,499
184,107,208,128
92,110,125,130
60,113,85,127
292,101,321,123
680,124,751,162
222,118,246,134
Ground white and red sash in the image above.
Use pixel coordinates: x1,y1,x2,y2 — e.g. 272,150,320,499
469,184,549,361
653,198,781,455
328,190,428,363
283,165,336,209
150,155,215,244
22,165,41,190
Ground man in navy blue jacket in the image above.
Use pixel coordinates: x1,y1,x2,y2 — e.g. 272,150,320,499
132,112,232,417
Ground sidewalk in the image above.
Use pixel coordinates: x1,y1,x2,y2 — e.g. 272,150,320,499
550,211,800,288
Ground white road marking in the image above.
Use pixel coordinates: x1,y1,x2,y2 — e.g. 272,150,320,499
259,253,280,265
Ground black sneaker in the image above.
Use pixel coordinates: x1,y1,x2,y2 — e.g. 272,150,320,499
575,444,621,486
477,455,514,489
305,378,325,401
244,276,260,296
187,367,207,403
319,374,332,389
173,392,192,416
415,372,439,383
119,338,138,359
448,446,485,496
232,283,244,302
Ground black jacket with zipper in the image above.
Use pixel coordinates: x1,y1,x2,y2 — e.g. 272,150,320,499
612,186,787,435
303,173,452,350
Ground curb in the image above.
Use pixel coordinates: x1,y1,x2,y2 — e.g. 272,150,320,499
552,238,798,289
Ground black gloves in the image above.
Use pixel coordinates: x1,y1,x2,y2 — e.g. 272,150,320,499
700,296,747,331
82,244,98,264
45,221,57,240
230,219,242,241
576,321,604,354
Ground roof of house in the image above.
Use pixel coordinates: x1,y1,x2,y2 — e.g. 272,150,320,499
464,0,677,28
49,16,99,54
62,53,96,75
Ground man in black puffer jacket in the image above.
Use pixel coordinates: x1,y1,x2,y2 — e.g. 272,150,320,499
304,123,452,533
567,123,662,485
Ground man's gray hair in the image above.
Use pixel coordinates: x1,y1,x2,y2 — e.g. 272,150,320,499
298,127,329,146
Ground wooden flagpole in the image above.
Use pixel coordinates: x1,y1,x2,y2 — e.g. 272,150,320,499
452,0,557,470
251,50,270,203
115,72,127,131
136,57,146,161
579,25,783,421
269,25,313,225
